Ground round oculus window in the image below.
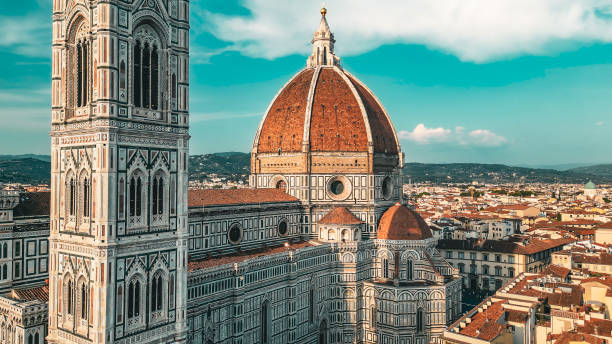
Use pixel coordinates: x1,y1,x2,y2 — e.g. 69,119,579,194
330,180,344,195
228,224,242,244
278,220,288,236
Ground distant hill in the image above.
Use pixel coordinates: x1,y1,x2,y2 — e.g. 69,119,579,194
567,164,612,178
189,152,250,182
0,158,51,184
403,162,610,184
0,153,610,185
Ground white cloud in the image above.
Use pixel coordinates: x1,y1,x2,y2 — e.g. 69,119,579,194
399,123,451,144
400,124,507,147
203,0,612,63
0,15,50,58
596,121,604,126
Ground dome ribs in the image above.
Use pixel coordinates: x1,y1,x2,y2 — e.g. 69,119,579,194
257,69,314,153
310,68,368,152
347,74,398,154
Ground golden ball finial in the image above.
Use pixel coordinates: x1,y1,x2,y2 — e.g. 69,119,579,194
320,7,327,16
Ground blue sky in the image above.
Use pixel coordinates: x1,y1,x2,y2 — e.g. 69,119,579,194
1,0,612,166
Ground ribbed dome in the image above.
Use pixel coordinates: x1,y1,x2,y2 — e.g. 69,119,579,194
253,66,399,155
377,203,433,241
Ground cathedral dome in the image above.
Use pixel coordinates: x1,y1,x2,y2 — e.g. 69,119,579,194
377,203,433,241
253,66,399,155
252,9,399,158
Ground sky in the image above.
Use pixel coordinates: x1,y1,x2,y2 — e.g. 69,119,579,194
1,0,612,166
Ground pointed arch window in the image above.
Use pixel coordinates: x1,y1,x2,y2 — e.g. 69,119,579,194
406,259,413,280
69,177,76,216
34,333,39,344
1,264,6,280
80,281,88,319
370,306,376,328
416,307,424,332
82,177,90,217
133,26,161,110
28,334,32,344
2,243,6,259
261,301,269,343
151,273,163,311
152,175,164,215
127,279,141,318
383,258,389,279
169,275,175,309
67,280,73,315
129,176,143,217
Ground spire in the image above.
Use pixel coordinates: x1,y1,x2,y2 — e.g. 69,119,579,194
307,6,340,68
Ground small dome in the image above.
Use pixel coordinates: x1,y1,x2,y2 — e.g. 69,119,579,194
377,203,432,240
319,207,364,225
585,181,596,190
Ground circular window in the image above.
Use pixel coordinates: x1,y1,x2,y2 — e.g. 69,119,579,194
228,224,242,244
327,176,352,201
330,181,344,195
382,177,393,200
278,220,288,236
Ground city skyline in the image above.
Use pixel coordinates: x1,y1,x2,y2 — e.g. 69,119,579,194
1,0,612,166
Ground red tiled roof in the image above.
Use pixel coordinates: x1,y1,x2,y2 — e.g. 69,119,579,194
10,283,49,302
188,241,313,271
188,188,299,207
254,67,398,154
437,237,574,255
377,203,432,241
550,332,604,344
577,319,612,337
318,207,363,225
459,301,506,339
544,264,571,279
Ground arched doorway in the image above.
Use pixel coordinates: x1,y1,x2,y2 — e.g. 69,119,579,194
318,319,328,344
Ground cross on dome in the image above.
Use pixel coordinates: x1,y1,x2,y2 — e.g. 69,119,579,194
307,7,341,67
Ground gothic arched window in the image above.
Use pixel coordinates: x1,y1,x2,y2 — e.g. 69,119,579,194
80,281,88,319
28,334,32,344
309,288,315,323
34,333,39,344
129,175,143,218
1,264,6,280
67,280,73,315
1,243,6,259
69,177,76,216
152,174,164,216
416,307,424,332
82,176,90,217
370,306,376,328
407,259,413,280
261,301,269,343
69,19,90,109
383,258,389,279
169,274,175,309
127,279,141,319
133,25,161,110
151,273,163,312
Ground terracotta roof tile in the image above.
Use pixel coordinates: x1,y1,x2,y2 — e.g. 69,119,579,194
377,203,432,240
13,192,50,217
9,283,49,302
318,207,363,225
188,188,299,207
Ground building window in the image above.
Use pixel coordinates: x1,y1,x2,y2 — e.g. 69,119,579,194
445,251,452,259
495,266,502,276
406,260,413,280
508,268,515,277
482,265,489,275
508,255,515,264
82,176,90,217
309,288,315,323
371,306,376,328
458,263,465,273
70,19,90,108
383,258,389,279
127,279,141,319
495,254,501,262
151,174,164,216
1,264,6,280
482,254,489,261
117,285,123,322
80,281,88,319
129,175,143,217
66,279,73,315
69,177,76,216
1,243,6,258
470,264,477,274
458,252,464,259
151,273,163,312
416,308,424,332
261,301,269,343
470,252,476,260
133,26,161,110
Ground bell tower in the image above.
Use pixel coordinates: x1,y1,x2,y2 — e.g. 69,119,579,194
48,0,190,343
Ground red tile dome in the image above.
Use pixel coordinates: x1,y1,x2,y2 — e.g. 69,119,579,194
253,66,399,155
377,203,433,241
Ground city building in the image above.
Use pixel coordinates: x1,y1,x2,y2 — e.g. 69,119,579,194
437,237,573,290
